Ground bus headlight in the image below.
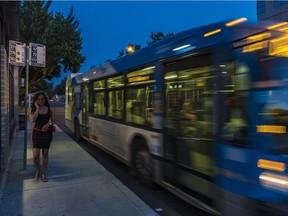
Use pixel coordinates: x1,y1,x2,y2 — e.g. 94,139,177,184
259,172,288,192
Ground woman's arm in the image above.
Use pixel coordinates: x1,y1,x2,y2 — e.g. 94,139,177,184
50,108,55,125
29,102,39,122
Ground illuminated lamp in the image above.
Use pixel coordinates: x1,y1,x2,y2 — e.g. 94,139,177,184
126,44,134,54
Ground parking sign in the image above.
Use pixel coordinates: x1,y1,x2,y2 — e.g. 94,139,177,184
29,43,46,67
9,40,26,66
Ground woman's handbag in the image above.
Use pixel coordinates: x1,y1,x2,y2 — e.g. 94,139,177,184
50,125,56,132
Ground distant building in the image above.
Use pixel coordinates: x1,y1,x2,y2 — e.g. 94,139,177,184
0,1,20,187
257,0,288,22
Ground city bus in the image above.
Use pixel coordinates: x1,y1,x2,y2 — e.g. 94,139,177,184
65,18,288,215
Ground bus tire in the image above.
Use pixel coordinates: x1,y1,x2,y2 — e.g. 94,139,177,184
74,119,82,141
133,139,154,187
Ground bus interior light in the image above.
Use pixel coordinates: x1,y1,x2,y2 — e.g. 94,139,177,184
172,44,192,51
256,125,286,134
142,66,155,71
225,17,247,27
204,29,221,37
165,75,178,79
267,22,288,30
280,26,288,32
258,159,286,172
269,36,288,57
82,77,89,82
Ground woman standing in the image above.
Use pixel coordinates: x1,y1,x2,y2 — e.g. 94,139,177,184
29,92,54,182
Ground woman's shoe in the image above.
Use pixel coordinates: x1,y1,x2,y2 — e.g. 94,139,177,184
41,174,48,182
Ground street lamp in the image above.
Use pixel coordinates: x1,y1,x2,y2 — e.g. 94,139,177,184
126,44,134,54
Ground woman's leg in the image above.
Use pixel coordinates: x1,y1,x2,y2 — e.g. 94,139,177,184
41,148,49,182
32,147,41,179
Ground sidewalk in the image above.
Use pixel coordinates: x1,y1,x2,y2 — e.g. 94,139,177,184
0,125,158,216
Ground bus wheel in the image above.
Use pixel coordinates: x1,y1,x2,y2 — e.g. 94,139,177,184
74,119,82,141
133,141,154,186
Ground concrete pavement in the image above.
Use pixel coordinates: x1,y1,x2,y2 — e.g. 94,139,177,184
0,125,159,216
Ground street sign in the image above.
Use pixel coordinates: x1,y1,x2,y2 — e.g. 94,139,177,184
29,43,46,67
9,40,26,66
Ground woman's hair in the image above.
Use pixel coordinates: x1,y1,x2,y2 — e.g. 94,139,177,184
31,92,50,114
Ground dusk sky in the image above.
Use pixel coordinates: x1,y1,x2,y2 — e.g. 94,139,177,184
50,1,257,86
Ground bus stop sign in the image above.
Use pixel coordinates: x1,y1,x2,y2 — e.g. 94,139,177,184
29,43,46,67
9,40,26,66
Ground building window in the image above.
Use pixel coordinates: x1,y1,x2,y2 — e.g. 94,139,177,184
257,1,265,15
274,0,288,8
274,0,282,8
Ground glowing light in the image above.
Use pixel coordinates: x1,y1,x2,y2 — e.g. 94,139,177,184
142,66,155,71
259,172,288,192
204,29,221,37
267,22,288,30
128,76,150,83
225,18,247,27
260,175,288,185
82,77,89,82
246,32,271,41
269,36,288,57
258,159,286,172
165,75,177,79
256,125,286,134
242,41,268,53
172,44,192,51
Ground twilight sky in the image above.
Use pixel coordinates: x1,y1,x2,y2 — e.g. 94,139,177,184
50,1,257,86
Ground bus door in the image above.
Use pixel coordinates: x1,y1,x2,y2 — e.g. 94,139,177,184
82,84,90,138
163,53,216,202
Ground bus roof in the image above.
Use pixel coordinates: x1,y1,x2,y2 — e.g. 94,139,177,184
68,18,276,85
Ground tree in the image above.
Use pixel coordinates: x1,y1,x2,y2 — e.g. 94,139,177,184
146,32,174,45
117,50,125,58
54,77,67,96
19,0,85,93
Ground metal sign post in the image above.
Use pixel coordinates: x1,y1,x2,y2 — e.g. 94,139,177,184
24,46,29,169
9,40,46,170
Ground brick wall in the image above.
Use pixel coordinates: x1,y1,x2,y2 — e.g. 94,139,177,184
0,45,10,171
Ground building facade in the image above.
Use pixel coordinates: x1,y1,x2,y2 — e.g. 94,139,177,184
257,0,288,22
0,1,20,189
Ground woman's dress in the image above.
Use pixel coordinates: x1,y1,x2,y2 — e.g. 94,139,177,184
32,108,53,149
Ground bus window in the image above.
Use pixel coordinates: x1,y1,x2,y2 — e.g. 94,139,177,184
164,56,216,177
93,92,106,116
126,86,154,125
126,67,155,125
107,75,124,88
107,75,124,119
220,62,249,145
126,88,145,124
108,90,123,119
68,87,73,102
93,80,106,116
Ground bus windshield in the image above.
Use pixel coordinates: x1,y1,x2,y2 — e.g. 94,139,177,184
254,54,288,154
254,88,288,154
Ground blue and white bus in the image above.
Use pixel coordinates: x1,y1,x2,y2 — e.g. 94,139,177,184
66,18,288,215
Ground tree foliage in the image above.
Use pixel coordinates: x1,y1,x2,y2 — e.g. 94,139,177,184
54,77,67,95
19,0,85,93
146,32,174,45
